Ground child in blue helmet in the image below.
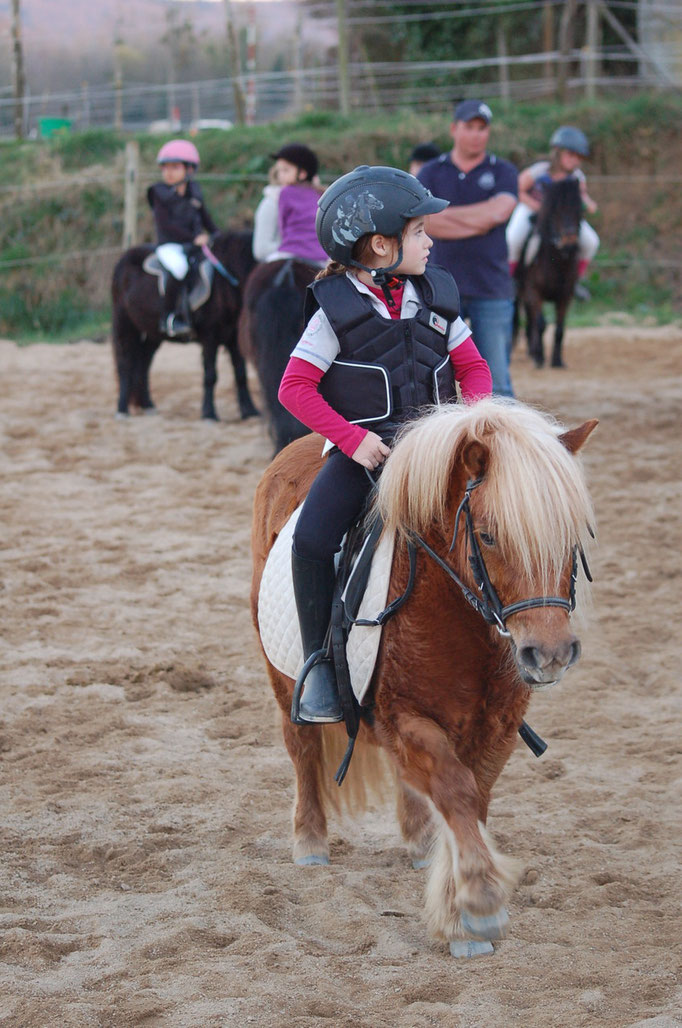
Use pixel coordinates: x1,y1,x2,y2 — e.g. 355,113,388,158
148,139,218,337
506,126,599,298
277,165,492,724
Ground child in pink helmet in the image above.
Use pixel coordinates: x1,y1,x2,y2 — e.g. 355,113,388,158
148,139,218,337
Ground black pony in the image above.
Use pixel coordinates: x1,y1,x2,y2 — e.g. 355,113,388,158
111,231,259,421
238,258,317,453
514,178,582,369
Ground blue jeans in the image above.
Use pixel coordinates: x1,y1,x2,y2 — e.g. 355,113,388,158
460,297,514,398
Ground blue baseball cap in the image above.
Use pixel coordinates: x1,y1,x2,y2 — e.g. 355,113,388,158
453,99,492,124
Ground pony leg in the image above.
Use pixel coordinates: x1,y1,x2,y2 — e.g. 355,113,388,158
280,713,330,865
201,340,220,420
130,338,159,411
224,329,260,421
112,308,138,416
396,780,435,869
393,715,519,943
551,300,569,368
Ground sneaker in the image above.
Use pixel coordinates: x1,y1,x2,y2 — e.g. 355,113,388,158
574,281,591,302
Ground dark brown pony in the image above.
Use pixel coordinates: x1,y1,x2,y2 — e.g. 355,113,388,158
238,258,317,453
514,178,582,369
111,231,259,421
251,399,597,957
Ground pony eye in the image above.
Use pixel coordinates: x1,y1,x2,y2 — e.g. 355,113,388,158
479,531,495,547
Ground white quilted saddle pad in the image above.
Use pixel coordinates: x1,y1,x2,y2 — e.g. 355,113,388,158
257,506,395,705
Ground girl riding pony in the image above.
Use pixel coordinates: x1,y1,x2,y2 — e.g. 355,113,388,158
278,165,492,723
506,126,599,299
252,142,327,268
147,139,218,337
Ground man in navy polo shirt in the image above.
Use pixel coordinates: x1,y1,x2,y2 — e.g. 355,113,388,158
417,100,518,396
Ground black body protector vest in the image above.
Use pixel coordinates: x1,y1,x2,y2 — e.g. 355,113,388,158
304,265,461,439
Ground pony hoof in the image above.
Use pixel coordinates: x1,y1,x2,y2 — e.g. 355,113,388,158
142,407,158,416
460,906,509,940
450,939,494,959
115,411,130,420
240,407,260,420
412,856,431,870
295,854,329,867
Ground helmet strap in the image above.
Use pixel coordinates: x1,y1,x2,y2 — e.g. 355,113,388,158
350,239,404,306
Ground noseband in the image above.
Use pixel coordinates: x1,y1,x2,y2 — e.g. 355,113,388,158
412,477,591,637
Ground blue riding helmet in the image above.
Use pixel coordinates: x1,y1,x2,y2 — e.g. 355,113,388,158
550,126,590,157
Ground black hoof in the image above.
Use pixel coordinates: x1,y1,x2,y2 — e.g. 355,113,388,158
239,405,261,420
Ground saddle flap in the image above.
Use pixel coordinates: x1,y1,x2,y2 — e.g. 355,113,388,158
142,253,214,312
257,506,395,706
142,252,164,278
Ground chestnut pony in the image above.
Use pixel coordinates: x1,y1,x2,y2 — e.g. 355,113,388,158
251,399,597,956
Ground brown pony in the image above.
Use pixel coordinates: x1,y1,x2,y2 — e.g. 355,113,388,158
251,399,597,957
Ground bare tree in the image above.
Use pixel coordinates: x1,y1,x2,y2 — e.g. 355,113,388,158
11,0,26,139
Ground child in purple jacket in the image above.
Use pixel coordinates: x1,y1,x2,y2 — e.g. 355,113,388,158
252,143,327,267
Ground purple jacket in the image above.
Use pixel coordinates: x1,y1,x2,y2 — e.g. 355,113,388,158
278,184,327,262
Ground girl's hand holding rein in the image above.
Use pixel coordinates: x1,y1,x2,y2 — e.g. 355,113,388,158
351,431,391,470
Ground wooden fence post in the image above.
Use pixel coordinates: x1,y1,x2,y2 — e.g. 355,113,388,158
123,140,139,250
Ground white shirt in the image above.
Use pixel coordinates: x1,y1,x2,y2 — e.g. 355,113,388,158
291,272,471,372
252,184,281,261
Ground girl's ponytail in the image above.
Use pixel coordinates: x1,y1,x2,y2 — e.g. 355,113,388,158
315,260,347,280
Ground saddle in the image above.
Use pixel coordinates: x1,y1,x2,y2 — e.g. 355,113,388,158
142,252,215,313
258,505,403,781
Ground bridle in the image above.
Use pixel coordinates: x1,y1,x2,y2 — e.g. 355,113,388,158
411,477,592,636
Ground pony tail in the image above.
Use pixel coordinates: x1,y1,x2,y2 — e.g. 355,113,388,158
315,260,349,280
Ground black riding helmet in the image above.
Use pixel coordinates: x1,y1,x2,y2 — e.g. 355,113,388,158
550,126,590,157
316,165,448,282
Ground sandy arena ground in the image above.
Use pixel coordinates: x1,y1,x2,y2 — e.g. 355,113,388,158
0,325,680,1027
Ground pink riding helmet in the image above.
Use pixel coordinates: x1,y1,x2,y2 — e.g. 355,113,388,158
156,139,200,167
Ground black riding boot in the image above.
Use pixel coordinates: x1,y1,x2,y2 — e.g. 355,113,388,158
160,276,190,337
291,551,343,724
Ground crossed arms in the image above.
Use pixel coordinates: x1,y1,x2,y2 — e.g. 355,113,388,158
424,193,517,240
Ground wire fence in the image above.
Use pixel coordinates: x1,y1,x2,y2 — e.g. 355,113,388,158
0,47,674,138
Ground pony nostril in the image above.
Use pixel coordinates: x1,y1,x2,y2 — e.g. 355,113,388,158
519,646,541,670
568,639,581,667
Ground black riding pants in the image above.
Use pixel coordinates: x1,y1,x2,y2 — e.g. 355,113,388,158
292,448,374,563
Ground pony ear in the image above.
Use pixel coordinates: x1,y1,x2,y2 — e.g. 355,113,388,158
558,419,599,454
462,440,490,480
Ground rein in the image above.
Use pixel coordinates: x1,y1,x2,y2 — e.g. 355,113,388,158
200,243,240,287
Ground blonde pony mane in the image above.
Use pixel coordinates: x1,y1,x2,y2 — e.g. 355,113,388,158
376,399,595,593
